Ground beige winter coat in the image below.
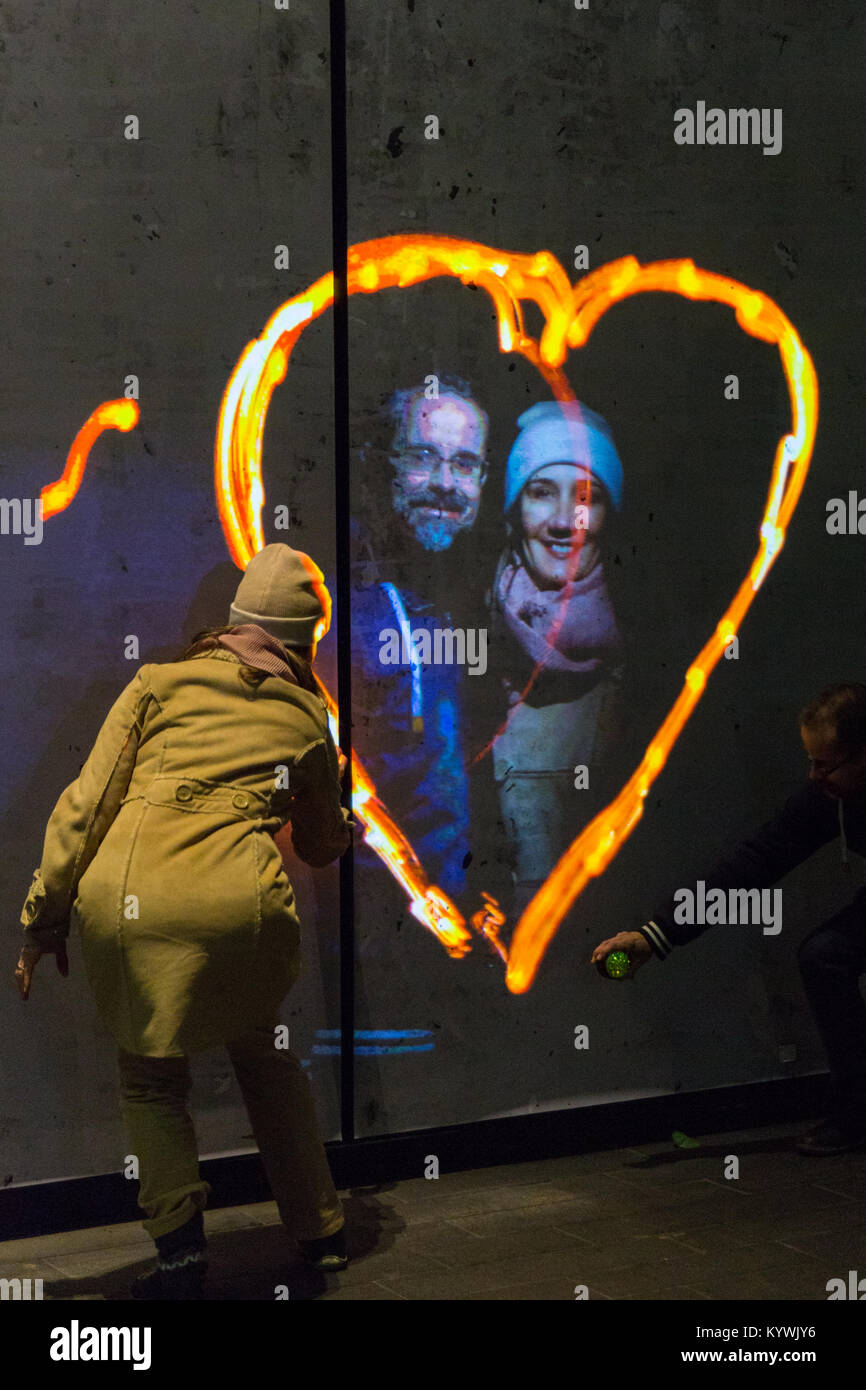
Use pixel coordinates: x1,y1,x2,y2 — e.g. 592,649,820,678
19,648,352,1057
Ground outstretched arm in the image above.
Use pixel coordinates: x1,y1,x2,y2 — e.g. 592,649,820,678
289,729,354,868
640,779,839,958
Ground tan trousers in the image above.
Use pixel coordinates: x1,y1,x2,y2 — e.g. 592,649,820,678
116,1024,345,1243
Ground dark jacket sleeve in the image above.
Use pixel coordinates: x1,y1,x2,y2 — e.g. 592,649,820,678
638,780,840,958
288,728,353,868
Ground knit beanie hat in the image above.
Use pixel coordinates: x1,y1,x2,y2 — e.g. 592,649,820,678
503,400,623,513
228,543,331,646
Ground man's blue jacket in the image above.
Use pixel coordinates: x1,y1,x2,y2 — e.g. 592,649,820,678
316,568,471,901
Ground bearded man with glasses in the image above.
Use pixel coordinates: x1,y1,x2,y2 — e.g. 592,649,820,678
317,376,491,915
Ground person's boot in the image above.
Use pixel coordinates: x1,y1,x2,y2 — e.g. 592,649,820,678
297,1225,348,1271
130,1210,208,1299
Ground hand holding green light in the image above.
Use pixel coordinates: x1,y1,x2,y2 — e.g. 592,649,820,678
591,930,653,979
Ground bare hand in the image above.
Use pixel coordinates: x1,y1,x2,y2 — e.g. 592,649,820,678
15,938,69,1001
590,930,653,979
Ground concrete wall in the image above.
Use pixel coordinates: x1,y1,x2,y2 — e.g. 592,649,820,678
1,0,863,1183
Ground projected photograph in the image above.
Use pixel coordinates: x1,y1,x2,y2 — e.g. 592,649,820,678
4,1,860,1321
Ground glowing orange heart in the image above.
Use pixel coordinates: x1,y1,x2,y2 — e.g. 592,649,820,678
212,236,817,991
40,237,812,990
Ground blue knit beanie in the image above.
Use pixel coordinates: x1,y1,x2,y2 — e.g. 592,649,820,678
504,400,623,513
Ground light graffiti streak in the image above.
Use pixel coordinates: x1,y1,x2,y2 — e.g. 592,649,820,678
314,670,509,962
505,256,818,991
312,674,481,960
39,399,140,519
35,238,818,991
213,236,580,962
214,236,579,568
213,236,817,989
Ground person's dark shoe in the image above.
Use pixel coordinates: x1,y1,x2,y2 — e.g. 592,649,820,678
130,1209,208,1299
796,1120,866,1156
130,1249,208,1300
297,1226,348,1270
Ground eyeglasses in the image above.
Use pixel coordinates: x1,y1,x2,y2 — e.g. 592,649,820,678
390,447,488,481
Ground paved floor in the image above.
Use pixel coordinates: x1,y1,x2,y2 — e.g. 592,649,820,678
2,1120,863,1300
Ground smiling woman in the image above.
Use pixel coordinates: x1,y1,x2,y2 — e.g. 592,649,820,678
483,399,627,921
519,467,602,584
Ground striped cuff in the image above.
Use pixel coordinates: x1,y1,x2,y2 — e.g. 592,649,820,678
638,919,673,960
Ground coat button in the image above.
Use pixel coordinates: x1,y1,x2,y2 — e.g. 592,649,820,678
232,792,249,810
176,784,193,801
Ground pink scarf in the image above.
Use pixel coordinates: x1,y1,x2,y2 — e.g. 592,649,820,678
496,557,622,675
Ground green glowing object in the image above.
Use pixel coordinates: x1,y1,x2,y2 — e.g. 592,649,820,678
605,950,631,979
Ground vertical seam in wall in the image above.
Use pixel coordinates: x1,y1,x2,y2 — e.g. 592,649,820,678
329,0,355,1146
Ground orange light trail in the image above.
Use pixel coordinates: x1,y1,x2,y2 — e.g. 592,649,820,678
506,256,818,991
213,237,817,988
213,236,580,958
35,239,817,990
312,672,480,959
39,399,140,519
214,236,578,568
